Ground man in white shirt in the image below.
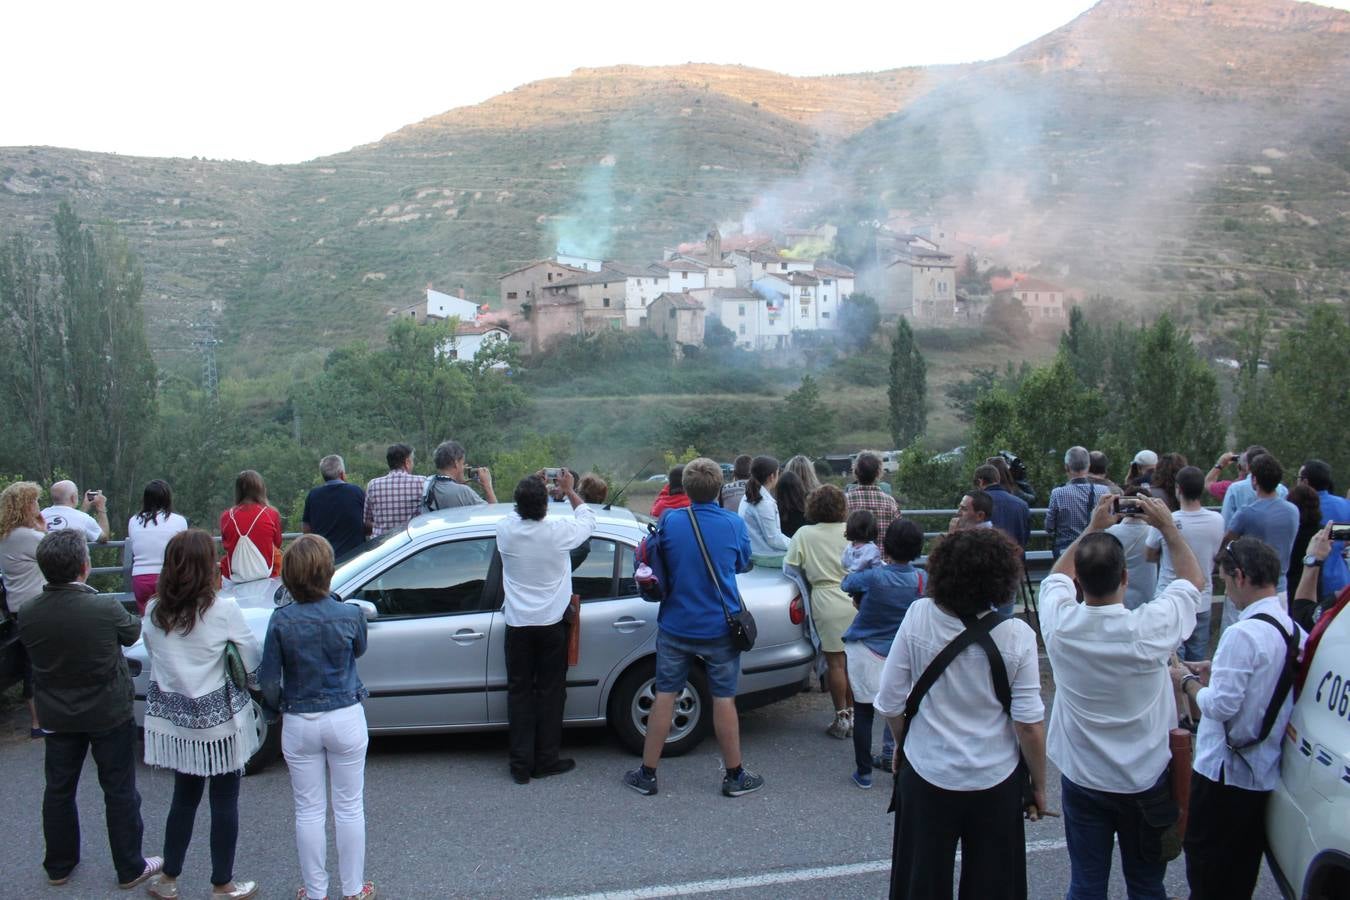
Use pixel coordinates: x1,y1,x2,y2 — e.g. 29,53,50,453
1041,493,1205,900
41,480,109,543
1145,465,1226,661
1171,538,1305,900
495,469,596,785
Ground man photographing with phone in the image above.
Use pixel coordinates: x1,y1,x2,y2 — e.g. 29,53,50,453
41,480,110,543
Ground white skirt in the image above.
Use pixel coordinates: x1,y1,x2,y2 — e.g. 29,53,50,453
844,641,888,705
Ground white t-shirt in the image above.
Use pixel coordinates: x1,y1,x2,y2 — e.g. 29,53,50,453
495,505,597,627
41,505,103,541
1041,573,1204,794
874,597,1043,791
126,513,189,576
1146,507,1225,600
1105,519,1157,611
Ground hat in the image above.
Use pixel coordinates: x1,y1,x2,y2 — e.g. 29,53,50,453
1132,449,1158,467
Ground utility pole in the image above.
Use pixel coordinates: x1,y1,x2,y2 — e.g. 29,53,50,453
190,322,222,400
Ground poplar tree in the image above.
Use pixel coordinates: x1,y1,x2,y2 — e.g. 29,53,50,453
888,317,927,447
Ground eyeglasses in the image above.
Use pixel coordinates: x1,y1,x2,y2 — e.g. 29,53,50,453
1222,540,1243,574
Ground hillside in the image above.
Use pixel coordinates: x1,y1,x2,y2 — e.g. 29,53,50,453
1,0,1347,374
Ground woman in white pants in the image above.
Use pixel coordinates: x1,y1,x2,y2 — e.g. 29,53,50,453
259,535,375,900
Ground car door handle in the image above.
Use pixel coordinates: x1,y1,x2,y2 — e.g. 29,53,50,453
612,617,647,632
451,630,486,643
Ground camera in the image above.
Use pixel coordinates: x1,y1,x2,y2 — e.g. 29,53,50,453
1113,496,1144,516
465,466,479,481
544,467,562,484
1330,523,1350,542
85,489,101,501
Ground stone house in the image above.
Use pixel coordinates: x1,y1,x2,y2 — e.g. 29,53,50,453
539,269,627,332
527,297,585,354
645,292,706,350
1007,277,1068,322
498,260,590,314
886,249,957,319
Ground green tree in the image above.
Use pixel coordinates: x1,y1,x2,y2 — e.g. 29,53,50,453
1236,305,1350,479
773,375,834,459
837,293,881,351
888,318,927,447
1117,315,1224,466
0,233,59,479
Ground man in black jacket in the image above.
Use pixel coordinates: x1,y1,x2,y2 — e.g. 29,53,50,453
19,529,162,889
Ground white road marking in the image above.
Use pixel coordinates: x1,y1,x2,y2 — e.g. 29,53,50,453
552,838,1069,899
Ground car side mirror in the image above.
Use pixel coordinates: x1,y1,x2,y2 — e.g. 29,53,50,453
345,598,378,622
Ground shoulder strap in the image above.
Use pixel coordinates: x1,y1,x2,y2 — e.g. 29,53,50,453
686,508,736,626
902,611,1008,729
422,475,439,511
1230,613,1300,749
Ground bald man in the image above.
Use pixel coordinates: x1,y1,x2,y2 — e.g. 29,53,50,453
41,480,109,543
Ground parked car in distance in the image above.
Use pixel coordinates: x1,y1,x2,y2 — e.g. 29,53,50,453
125,504,816,774
1267,591,1350,900
645,474,668,483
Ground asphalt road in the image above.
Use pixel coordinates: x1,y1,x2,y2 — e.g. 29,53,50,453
1,688,1283,900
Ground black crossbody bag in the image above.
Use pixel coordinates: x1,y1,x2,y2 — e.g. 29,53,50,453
686,508,757,652
888,611,1033,813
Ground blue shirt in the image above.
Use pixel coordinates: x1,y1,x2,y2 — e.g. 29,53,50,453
1317,490,1350,596
985,484,1031,549
302,480,368,559
1221,475,1289,527
1045,478,1105,556
1229,497,1301,593
259,594,368,715
655,503,753,640
840,562,923,656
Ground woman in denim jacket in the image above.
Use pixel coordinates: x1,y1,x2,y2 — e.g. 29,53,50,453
259,535,375,900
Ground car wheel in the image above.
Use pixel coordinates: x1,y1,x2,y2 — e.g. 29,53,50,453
243,697,281,776
608,658,711,757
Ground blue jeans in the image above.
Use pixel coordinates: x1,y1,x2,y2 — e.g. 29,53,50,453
1180,606,1212,662
162,771,241,886
1061,773,1171,900
655,630,740,697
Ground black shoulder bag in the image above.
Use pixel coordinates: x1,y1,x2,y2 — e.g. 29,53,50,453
1225,613,1300,762
888,611,1033,811
686,508,757,652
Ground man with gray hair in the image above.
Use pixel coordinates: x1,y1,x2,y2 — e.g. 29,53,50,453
423,439,496,511
19,529,162,889
41,480,109,543
1045,446,1105,558
301,453,368,558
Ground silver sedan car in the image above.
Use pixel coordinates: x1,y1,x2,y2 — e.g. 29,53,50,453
128,503,816,773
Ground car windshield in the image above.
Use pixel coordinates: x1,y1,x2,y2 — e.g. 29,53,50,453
332,526,410,592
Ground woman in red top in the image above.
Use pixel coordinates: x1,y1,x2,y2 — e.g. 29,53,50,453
649,465,693,519
219,470,283,581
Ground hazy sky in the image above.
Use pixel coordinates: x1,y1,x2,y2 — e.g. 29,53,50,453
6,0,1348,164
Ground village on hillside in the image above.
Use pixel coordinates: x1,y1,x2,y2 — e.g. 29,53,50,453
400,223,1076,364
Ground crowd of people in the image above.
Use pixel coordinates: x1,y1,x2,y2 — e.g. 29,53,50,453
1,436,1348,899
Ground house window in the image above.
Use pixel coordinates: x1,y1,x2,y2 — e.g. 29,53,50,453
547,273,553,282
800,308,807,319
681,271,688,280
738,304,746,316
824,278,832,285
780,263,787,271
603,298,611,308
506,291,518,300
822,311,830,319
669,308,677,319
739,324,746,335
447,348,459,360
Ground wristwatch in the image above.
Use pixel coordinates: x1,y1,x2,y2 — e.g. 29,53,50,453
1180,673,1201,692
1304,554,1323,568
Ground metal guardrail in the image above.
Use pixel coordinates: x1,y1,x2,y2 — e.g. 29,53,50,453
89,533,303,583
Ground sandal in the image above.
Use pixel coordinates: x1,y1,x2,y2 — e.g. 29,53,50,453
343,883,377,900
297,889,327,900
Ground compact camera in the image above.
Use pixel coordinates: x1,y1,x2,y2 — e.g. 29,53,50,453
1330,523,1350,542
544,467,562,484
465,466,480,481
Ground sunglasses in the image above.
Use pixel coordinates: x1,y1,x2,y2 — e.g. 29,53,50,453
1222,540,1243,574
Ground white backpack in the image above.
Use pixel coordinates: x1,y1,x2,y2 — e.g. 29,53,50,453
228,507,272,583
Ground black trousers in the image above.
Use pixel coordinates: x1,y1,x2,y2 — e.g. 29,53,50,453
43,718,147,884
1183,771,1269,900
162,770,241,885
505,620,568,778
891,757,1026,900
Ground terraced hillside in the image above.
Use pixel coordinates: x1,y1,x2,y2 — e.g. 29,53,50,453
1,0,1346,376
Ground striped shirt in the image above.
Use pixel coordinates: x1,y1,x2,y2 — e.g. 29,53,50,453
363,469,425,537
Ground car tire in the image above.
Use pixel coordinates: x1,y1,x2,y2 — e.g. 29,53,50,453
608,657,711,758
243,698,281,776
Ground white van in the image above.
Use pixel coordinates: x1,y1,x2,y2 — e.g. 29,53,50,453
1267,596,1350,899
